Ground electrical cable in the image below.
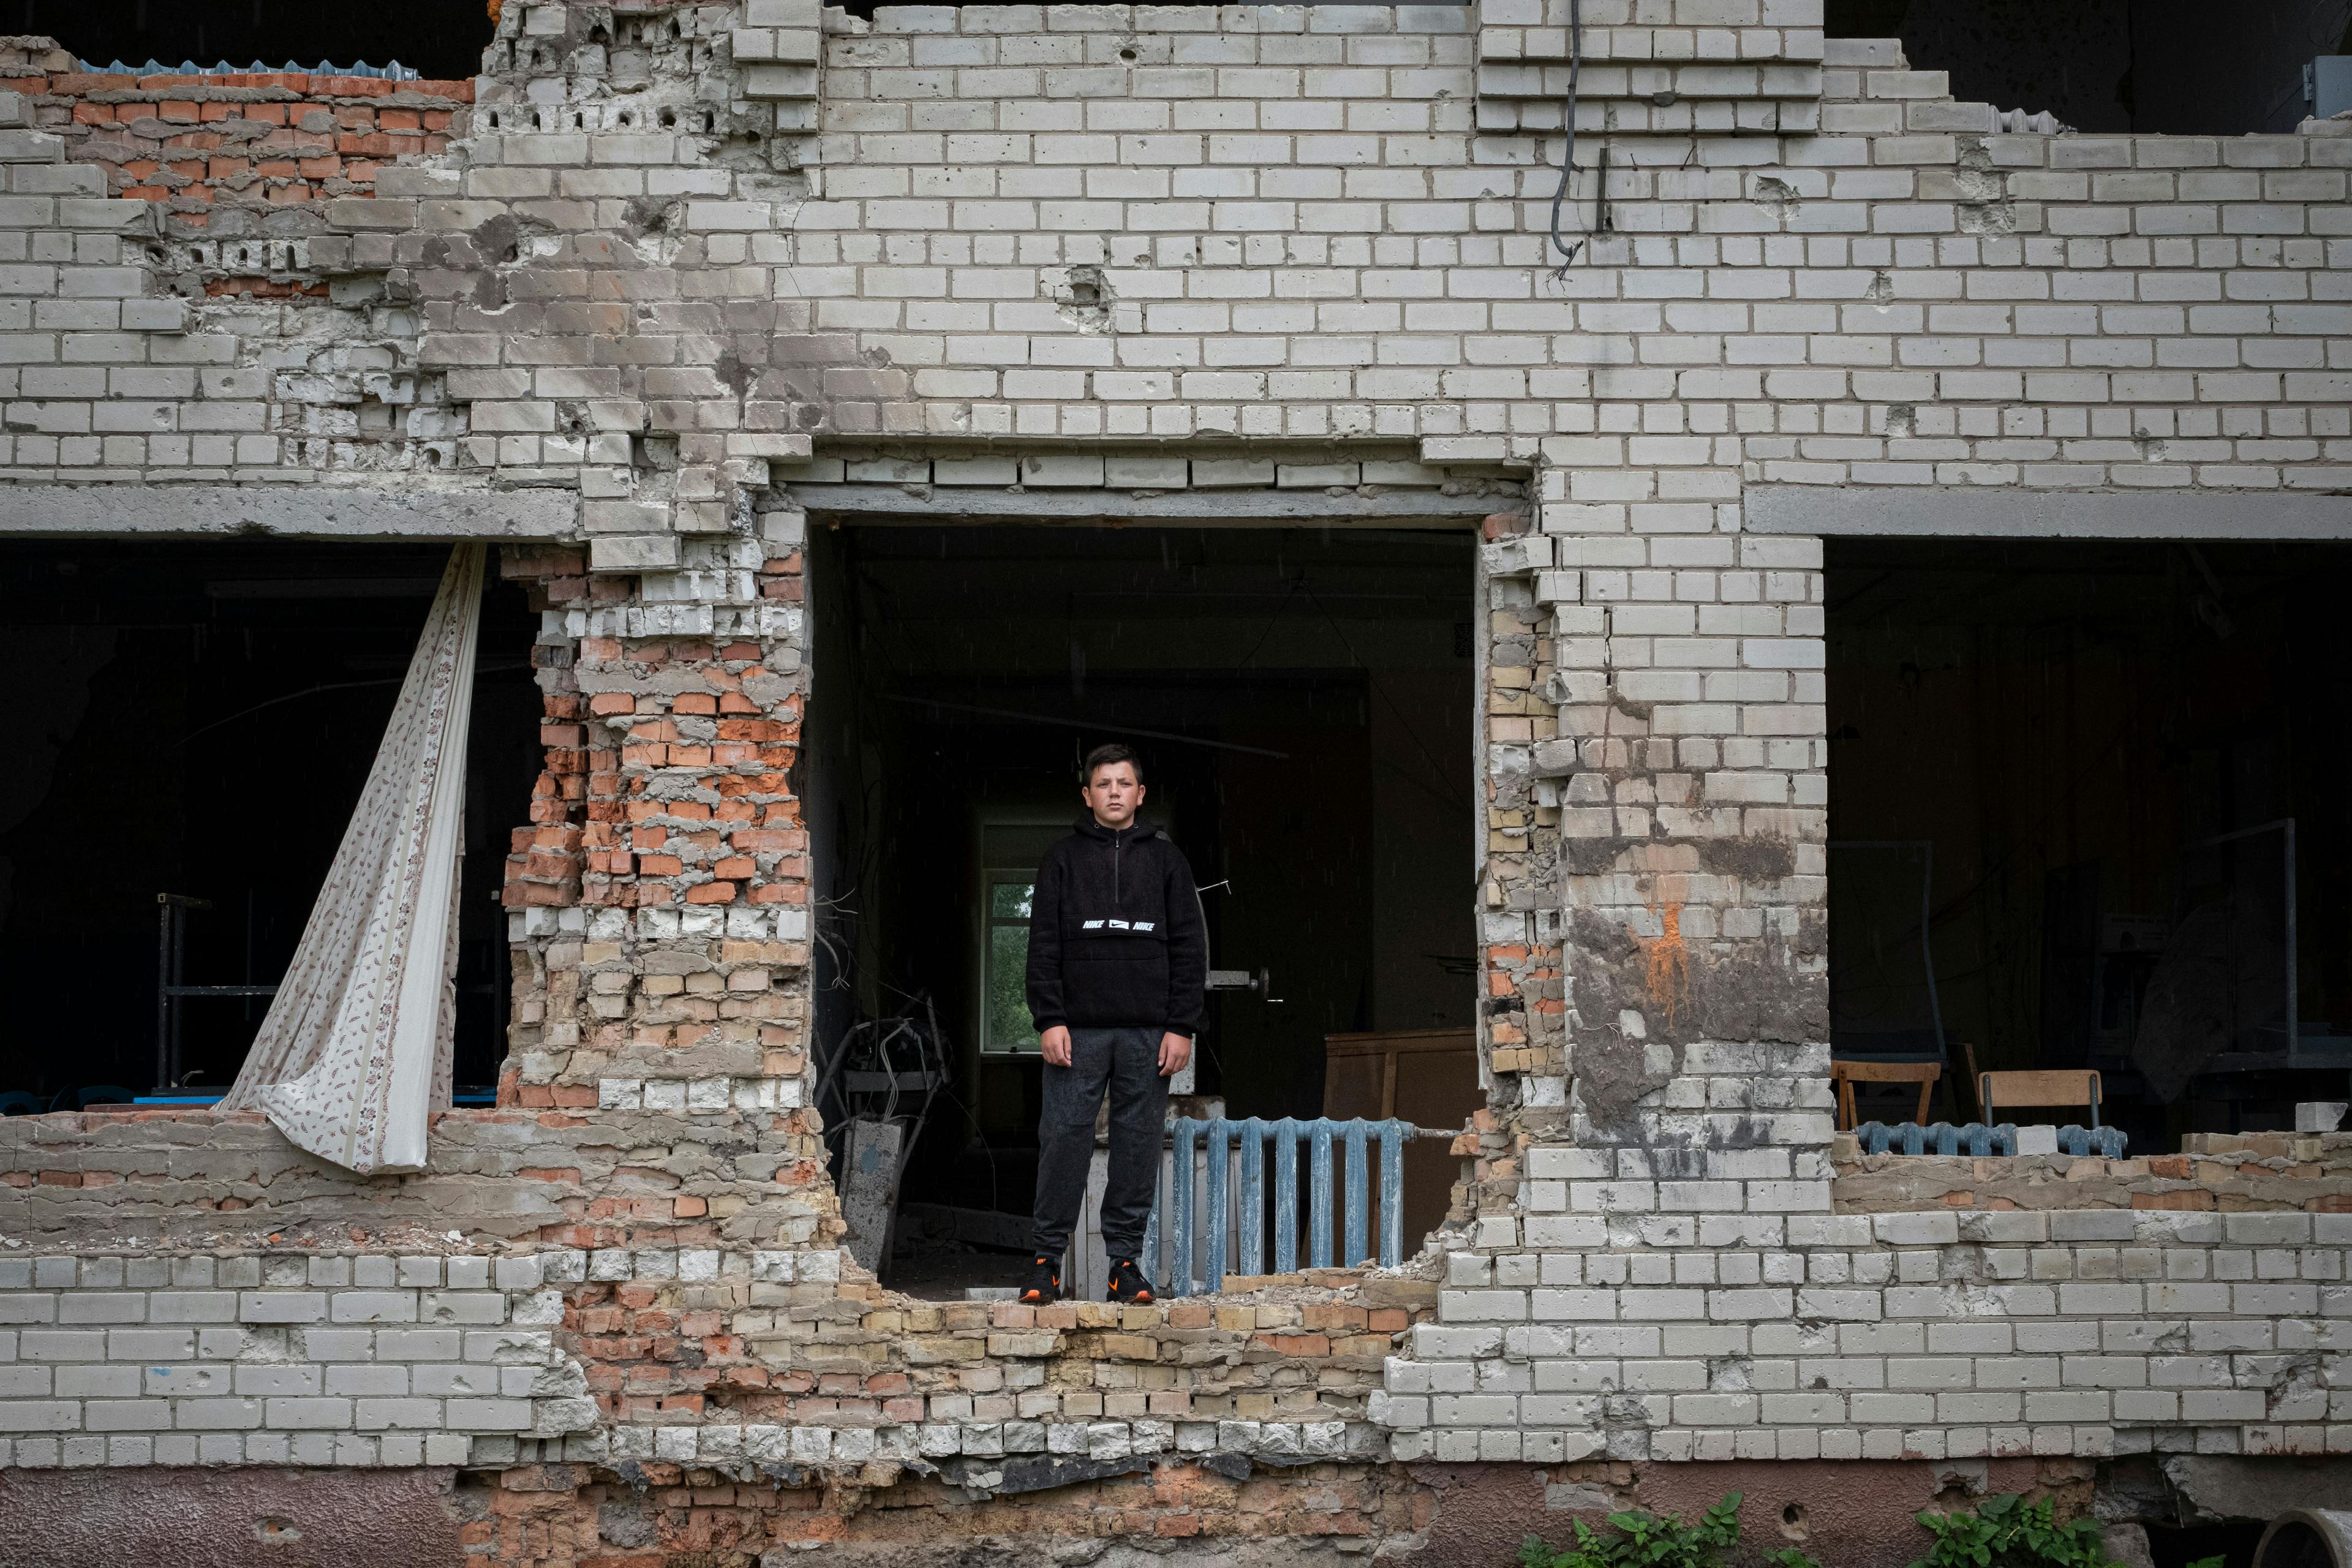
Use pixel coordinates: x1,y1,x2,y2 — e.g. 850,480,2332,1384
1545,0,1586,270
170,663,533,748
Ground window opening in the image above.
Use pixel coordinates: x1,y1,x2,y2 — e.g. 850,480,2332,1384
1826,537,2352,1152
26,0,491,83
982,870,1040,1057
0,540,538,1113
804,523,1479,1296
1825,0,2352,136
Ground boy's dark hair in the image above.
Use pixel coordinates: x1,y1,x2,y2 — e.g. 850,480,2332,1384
1082,742,1143,785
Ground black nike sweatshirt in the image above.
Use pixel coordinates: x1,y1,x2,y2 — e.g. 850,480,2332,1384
1024,815,1208,1039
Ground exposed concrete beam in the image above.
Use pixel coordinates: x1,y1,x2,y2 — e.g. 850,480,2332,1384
788,483,1509,527
0,483,579,540
1746,486,2352,540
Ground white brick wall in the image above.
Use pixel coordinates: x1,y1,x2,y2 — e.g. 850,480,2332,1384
0,8,2335,544
0,1,2346,1479
1382,1207,2352,1463
0,1253,592,1468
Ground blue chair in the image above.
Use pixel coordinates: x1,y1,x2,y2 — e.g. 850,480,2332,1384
0,1091,40,1115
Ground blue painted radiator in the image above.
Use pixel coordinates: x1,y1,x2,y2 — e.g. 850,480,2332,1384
1145,1117,1417,1297
1853,1120,2128,1158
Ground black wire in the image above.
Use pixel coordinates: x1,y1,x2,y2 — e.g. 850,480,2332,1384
1546,0,1586,270
170,663,533,748
1236,575,1305,670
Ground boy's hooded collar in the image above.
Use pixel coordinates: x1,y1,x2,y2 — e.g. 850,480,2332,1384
1072,813,1164,843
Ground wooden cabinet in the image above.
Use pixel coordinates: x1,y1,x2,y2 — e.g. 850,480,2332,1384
1323,1028,1480,1254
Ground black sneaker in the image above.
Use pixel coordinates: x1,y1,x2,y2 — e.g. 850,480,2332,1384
1019,1256,1061,1305
1107,1258,1155,1305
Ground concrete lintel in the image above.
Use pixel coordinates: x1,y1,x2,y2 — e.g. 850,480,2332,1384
790,483,1504,527
0,482,580,540
1747,485,2352,540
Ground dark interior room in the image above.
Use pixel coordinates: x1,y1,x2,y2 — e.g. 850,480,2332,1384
1827,0,2352,135
1826,536,2352,1152
0,538,540,1110
20,0,491,80
801,521,1480,1286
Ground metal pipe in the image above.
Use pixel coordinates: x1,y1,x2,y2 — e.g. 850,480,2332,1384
169,903,184,1088
1170,1120,1196,1297
1378,1120,1406,1267
1273,1118,1298,1274
1918,842,1943,1066
1309,1121,1334,1269
1343,1120,1369,1268
1140,1159,1161,1283
1204,1119,1230,1294
154,897,170,1094
1238,1118,1265,1278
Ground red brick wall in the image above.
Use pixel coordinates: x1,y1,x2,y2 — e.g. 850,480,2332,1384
464,1459,1439,1562
494,545,814,1111
0,37,470,231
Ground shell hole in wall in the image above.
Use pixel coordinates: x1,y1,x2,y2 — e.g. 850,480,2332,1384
802,523,1481,1299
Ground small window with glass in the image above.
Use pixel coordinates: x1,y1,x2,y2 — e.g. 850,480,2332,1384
983,869,1041,1055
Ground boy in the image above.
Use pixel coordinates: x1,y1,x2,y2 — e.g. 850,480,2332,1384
1020,743,1207,1305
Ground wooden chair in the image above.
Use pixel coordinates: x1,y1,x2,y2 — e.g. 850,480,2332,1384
1831,1059,1942,1130
1977,1068,2103,1128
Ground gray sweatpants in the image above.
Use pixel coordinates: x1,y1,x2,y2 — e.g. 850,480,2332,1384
1031,1026,1171,1265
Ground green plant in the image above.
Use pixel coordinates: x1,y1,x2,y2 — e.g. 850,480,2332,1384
1521,1493,1747,1568
1768,1550,1826,1568
1909,1493,2120,1568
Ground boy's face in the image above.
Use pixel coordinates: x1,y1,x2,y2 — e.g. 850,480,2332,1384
1082,762,1145,829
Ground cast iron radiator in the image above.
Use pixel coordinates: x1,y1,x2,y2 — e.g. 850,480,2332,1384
1145,1117,1419,1297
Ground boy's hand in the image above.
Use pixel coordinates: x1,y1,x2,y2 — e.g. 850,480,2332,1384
1040,1025,1072,1066
1158,1032,1192,1077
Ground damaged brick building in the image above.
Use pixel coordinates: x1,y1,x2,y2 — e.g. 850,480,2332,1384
2,0,2352,1562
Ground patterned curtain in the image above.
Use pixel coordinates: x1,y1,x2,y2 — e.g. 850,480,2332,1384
222,543,486,1175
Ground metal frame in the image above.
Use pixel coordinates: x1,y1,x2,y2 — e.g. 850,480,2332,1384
154,893,278,1093
1978,1069,2103,1129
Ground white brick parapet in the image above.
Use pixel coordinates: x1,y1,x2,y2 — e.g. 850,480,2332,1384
1381,1202,2352,1466
0,1252,593,1469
